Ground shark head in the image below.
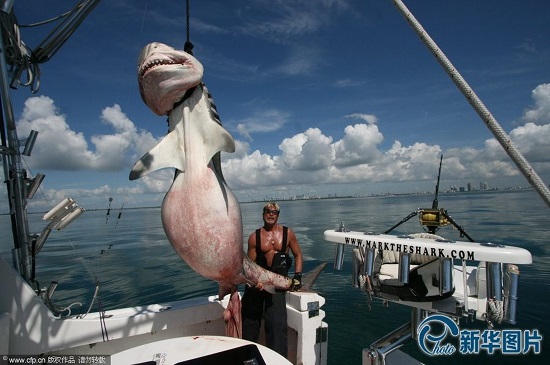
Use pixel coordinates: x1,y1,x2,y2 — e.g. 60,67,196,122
138,42,204,116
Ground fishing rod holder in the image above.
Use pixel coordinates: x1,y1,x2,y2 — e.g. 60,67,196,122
0,0,14,13
333,221,349,270
486,261,502,302
365,320,413,365
439,257,453,296
363,247,376,277
397,252,410,284
34,198,84,254
482,261,520,325
22,130,39,156
504,264,520,324
26,172,45,199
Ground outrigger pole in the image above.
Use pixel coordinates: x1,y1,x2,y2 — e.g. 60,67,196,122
392,0,550,209
0,0,33,283
0,0,101,285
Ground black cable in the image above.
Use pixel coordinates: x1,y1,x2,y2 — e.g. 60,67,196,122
184,0,194,54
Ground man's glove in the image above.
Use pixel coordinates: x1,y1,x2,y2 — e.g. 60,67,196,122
291,272,302,291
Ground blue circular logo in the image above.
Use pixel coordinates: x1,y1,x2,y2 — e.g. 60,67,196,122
417,314,459,356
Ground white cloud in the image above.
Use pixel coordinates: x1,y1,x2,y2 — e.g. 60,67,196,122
238,0,347,41
8,82,550,209
223,83,550,194
522,83,550,125
229,0,349,77
510,122,550,161
275,45,322,76
138,170,174,193
280,128,333,171
223,150,281,188
17,96,159,172
333,122,383,167
17,96,94,170
333,79,365,88
345,113,378,125
235,109,290,140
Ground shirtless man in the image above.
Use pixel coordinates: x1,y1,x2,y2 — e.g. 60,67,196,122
241,202,303,357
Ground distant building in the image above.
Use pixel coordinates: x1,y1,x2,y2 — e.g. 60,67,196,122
480,181,488,190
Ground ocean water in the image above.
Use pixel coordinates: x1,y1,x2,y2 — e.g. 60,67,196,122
0,189,548,364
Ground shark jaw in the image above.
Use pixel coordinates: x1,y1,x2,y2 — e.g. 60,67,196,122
137,42,204,116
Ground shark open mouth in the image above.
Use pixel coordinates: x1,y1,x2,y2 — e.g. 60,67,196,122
139,57,193,78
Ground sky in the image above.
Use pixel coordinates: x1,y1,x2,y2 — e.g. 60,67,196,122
1,0,549,211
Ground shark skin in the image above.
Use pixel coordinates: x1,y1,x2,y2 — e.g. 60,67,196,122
161,89,242,290
138,42,204,116
131,42,292,337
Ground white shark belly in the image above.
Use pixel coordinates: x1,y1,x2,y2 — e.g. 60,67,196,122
161,166,243,287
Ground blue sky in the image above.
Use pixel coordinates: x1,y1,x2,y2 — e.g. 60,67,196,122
2,0,550,211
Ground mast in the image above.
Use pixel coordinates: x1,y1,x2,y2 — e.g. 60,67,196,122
0,0,33,283
392,0,550,209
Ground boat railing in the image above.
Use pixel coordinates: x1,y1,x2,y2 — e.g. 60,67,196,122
324,226,532,365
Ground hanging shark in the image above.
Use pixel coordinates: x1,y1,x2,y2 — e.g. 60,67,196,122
130,42,292,337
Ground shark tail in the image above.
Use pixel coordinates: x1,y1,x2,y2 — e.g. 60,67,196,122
242,255,327,293
300,262,328,291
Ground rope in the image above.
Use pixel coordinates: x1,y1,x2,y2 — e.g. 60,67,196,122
487,299,504,327
32,0,101,63
22,158,113,328
353,247,373,309
1,0,101,93
0,10,41,92
392,0,550,209
184,0,194,54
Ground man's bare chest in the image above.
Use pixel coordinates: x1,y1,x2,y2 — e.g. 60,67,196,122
259,227,285,253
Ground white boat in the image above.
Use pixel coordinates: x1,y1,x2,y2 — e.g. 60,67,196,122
1,1,545,365
0,252,327,364
322,1,546,361
0,1,327,364
324,155,534,364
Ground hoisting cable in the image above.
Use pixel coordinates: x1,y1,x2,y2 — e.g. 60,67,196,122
183,0,193,55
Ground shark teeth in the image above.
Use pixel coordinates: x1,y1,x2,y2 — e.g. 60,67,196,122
139,58,192,78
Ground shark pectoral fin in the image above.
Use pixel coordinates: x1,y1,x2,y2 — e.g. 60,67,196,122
204,122,235,163
129,129,185,180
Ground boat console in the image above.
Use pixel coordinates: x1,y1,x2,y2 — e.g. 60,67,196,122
324,225,532,365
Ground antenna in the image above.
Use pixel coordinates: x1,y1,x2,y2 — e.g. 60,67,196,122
432,155,443,209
